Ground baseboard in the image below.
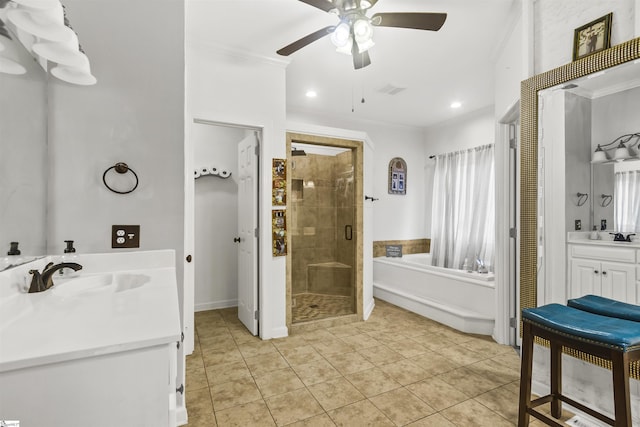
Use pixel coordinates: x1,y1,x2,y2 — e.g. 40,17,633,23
194,299,237,312
176,405,188,426
363,297,375,320
264,326,288,340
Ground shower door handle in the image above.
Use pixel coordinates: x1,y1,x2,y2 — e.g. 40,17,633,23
345,225,353,241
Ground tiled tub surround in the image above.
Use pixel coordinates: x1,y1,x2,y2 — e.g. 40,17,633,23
0,250,182,426
185,300,571,426
373,239,431,258
290,151,356,323
373,253,495,335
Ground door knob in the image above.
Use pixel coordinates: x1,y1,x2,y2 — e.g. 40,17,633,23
233,237,241,243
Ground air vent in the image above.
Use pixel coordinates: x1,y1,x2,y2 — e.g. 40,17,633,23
378,83,407,95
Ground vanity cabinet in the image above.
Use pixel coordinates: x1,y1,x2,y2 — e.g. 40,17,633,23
568,242,639,304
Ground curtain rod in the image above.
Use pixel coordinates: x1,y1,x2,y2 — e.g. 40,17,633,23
429,143,494,160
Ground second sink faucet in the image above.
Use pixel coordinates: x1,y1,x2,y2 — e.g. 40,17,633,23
28,262,83,293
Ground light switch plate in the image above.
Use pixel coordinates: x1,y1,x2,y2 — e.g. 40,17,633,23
112,225,140,248
575,220,581,231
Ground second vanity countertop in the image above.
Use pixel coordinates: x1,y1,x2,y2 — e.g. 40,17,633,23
0,250,181,373
567,231,640,249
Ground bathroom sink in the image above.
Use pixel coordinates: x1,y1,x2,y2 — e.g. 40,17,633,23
52,272,150,297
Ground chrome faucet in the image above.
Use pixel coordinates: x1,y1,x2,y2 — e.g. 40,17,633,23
28,262,83,293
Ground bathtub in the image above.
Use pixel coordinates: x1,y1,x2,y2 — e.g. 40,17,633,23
373,253,495,335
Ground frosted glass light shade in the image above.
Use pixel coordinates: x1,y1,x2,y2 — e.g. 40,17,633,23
12,0,60,10
591,146,609,163
331,22,351,48
51,64,96,85
7,8,73,42
613,144,631,161
32,32,86,67
0,56,27,74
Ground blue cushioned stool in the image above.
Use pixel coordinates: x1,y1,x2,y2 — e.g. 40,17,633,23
518,304,640,427
568,294,640,322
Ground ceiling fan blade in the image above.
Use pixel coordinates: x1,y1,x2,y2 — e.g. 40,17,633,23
352,43,371,70
298,0,336,12
371,12,447,31
276,26,335,56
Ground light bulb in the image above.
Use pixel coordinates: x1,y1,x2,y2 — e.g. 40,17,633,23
353,19,373,41
331,22,351,48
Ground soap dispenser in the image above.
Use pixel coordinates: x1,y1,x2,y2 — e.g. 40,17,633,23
589,226,600,240
60,240,79,277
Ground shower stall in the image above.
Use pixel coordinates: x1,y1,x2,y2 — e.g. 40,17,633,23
288,141,357,324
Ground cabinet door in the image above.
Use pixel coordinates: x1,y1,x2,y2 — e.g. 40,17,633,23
570,259,601,298
601,262,637,304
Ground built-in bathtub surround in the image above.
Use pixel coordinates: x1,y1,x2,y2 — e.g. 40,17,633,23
373,239,430,258
373,253,495,335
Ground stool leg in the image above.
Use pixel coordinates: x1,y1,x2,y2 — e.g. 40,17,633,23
611,350,631,427
518,322,533,427
550,341,562,418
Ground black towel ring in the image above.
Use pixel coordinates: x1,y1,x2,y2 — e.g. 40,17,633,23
102,162,139,194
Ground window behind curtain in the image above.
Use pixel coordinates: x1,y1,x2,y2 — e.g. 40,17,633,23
430,144,495,271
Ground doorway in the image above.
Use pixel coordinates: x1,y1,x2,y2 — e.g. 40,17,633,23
286,132,364,327
188,119,261,337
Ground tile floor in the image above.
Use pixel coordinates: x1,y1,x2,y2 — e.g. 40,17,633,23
291,293,354,323
185,299,573,426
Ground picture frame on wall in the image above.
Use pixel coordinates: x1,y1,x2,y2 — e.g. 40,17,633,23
572,13,612,61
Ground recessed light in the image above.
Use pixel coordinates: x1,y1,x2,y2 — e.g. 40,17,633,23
306,90,317,98
450,101,462,109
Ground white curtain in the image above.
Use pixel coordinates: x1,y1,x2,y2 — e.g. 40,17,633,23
614,170,640,232
430,144,495,271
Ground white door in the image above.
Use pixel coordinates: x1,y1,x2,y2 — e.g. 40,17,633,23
237,131,259,335
570,259,600,298
601,262,636,303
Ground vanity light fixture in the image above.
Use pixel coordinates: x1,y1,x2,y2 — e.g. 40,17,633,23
591,133,640,164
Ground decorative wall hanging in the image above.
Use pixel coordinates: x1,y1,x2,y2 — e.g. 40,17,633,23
272,209,287,256
272,158,287,206
388,157,407,195
572,13,612,61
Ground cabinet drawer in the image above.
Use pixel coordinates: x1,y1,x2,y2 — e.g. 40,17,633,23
570,245,636,263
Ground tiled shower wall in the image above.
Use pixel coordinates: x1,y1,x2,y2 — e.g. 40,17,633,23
290,151,355,296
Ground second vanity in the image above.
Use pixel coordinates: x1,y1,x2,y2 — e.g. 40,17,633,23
567,232,640,305
0,250,183,427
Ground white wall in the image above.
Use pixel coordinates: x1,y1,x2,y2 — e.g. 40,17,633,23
534,0,637,74
185,41,288,339
47,0,184,286
422,106,496,237
287,110,426,242
193,125,244,311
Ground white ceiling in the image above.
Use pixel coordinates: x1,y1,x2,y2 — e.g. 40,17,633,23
186,0,518,128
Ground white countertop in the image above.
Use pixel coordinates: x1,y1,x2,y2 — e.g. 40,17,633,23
0,250,181,372
567,231,640,249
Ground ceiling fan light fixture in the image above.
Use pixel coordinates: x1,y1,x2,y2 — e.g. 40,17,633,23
353,18,373,41
356,38,374,53
331,21,351,47
360,0,372,9
335,36,353,54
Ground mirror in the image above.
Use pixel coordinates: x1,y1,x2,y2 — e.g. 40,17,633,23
519,36,640,313
0,7,48,269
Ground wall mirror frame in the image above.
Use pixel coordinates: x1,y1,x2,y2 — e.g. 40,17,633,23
520,36,640,376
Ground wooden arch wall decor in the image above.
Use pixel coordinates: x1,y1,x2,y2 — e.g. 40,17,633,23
388,157,407,195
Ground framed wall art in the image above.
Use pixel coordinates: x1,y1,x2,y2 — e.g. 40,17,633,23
572,13,612,61
388,157,407,195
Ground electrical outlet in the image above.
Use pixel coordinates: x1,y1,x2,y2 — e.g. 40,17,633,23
575,220,581,230
112,225,140,248
601,219,607,230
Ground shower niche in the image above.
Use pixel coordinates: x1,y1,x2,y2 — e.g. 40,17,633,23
287,136,361,325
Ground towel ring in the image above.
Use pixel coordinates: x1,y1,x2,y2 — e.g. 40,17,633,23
576,192,588,207
600,194,613,207
102,162,139,194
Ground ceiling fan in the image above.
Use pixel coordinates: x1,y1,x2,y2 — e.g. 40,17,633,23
276,0,447,70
